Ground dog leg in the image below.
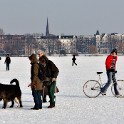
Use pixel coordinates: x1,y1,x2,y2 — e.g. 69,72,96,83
10,100,14,108
14,97,19,107
17,97,23,107
2,99,8,109
19,100,23,107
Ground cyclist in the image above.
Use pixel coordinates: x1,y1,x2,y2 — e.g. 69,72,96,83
101,49,120,96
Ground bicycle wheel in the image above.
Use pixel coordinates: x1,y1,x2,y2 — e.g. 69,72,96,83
83,80,101,98
111,80,124,98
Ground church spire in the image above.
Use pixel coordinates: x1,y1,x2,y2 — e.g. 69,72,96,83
46,17,49,36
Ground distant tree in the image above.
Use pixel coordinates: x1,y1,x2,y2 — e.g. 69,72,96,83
55,40,61,54
116,41,124,53
60,49,66,56
0,28,5,35
89,45,97,54
11,46,18,55
4,44,11,54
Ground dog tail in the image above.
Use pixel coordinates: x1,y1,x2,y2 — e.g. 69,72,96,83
10,78,20,87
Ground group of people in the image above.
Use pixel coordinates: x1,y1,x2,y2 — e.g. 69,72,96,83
28,50,59,110
2,48,120,110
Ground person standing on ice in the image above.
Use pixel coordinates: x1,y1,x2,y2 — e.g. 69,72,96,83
101,49,120,96
37,50,48,103
4,54,11,71
39,55,59,108
38,50,59,104
28,53,43,110
72,54,77,66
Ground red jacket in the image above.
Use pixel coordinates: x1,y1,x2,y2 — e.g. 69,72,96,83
105,54,117,71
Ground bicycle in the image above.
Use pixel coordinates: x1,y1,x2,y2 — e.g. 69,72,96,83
83,72,124,98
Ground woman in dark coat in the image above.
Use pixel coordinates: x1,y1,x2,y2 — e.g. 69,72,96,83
28,54,43,110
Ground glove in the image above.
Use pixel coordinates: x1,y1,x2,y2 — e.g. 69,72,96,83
28,83,31,87
52,78,56,82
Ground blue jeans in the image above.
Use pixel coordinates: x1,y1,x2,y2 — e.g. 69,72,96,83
32,90,42,109
101,71,119,95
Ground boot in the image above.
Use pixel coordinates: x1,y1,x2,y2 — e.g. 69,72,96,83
48,102,55,108
49,96,56,102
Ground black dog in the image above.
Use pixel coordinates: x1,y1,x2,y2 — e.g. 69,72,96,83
0,78,23,109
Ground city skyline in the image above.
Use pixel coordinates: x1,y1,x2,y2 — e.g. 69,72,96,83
0,0,124,35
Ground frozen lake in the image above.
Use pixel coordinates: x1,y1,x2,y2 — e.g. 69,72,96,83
0,55,124,124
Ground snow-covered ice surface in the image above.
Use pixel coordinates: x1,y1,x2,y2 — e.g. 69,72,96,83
0,55,124,124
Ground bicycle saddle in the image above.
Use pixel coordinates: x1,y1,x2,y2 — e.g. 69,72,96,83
97,72,103,74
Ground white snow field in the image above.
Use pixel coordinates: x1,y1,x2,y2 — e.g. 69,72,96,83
0,55,124,124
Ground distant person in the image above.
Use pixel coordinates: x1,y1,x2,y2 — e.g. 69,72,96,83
4,54,11,71
72,54,77,66
101,49,120,96
28,53,43,110
39,55,59,108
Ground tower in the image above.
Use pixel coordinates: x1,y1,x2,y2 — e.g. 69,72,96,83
46,18,49,36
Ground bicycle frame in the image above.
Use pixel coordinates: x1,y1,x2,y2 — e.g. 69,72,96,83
97,74,102,85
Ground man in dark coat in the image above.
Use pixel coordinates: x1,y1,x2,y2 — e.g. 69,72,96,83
4,54,11,71
39,55,59,108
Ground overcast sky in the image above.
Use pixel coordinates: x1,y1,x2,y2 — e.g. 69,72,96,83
0,0,124,35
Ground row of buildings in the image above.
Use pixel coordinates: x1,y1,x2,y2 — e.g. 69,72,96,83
0,19,124,56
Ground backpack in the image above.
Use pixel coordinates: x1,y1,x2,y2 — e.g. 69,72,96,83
38,63,46,81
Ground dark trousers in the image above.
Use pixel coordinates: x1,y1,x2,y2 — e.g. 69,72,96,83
6,63,10,70
101,71,119,95
48,82,56,104
72,61,77,66
32,90,42,109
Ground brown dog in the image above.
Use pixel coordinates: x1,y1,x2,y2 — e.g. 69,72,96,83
0,79,23,109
